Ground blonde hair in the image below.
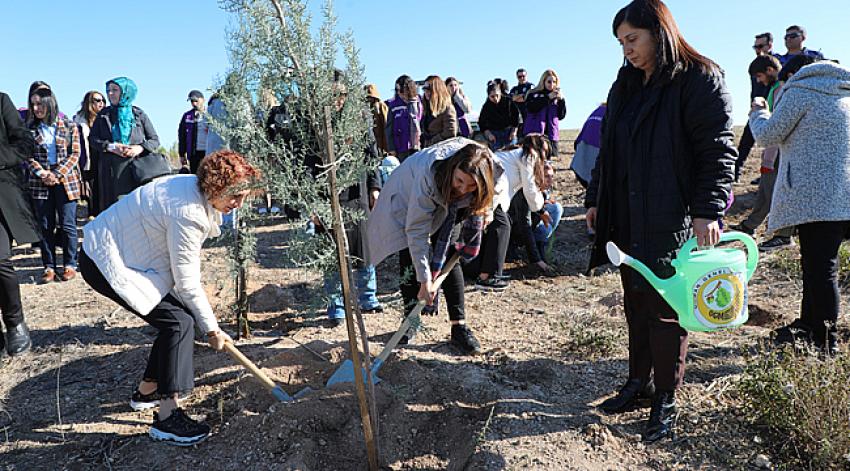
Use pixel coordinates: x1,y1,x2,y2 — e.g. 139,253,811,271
529,69,560,95
426,76,451,116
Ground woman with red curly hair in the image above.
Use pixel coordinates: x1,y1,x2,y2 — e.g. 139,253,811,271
79,150,260,446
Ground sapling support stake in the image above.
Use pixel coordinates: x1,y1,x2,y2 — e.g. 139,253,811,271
322,106,380,470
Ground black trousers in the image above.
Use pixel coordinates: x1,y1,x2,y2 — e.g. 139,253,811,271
735,122,755,179
189,150,206,174
797,221,850,345
621,268,689,392
0,216,24,329
80,250,195,395
464,205,510,278
398,235,466,322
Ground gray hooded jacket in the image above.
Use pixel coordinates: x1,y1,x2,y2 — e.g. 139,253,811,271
749,62,850,232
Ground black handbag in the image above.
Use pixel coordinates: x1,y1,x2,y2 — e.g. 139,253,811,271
130,152,173,185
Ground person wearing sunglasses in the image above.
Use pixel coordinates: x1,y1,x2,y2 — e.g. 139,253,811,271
780,25,825,66
736,32,782,182
73,91,106,214
509,68,534,136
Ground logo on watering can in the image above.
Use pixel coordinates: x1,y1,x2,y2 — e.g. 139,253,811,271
693,268,746,328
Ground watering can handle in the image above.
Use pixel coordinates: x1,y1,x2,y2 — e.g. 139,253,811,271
679,231,759,279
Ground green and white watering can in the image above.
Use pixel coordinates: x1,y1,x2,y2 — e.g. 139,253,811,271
606,232,759,332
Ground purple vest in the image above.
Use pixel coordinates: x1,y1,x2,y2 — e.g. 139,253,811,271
452,96,471,138
575,105,606,148
523,92,561,142
386,96,420,154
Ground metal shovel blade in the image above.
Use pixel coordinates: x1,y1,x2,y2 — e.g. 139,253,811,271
271,385,295,402
325,359,383,387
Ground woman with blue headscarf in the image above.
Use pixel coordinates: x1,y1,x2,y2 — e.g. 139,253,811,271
89,77,160,214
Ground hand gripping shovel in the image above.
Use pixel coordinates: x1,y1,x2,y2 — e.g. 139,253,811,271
224,342,312,402
326,253,461,387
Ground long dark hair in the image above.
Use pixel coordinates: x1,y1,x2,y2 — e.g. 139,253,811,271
612,0,717,80
502,133,550,189
28,88,59,126
77,91,104,127
433,143,495,215
25,81,51,123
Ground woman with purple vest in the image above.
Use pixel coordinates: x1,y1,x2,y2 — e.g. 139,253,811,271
446,77,472,138
571,103,607,188
523,69,567,155
384,75,422,161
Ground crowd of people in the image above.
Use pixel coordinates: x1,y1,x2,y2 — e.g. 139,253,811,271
0,0,846,449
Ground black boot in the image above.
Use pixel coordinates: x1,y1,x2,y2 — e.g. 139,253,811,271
6,321,32,356
643,390,677,443
599,378,655,414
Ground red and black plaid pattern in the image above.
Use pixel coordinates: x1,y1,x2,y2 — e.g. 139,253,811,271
27,119,82,200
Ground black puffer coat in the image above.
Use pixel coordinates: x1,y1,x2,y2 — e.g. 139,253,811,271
585,65,736,280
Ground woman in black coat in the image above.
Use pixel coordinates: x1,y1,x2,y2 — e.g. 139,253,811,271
89,77,160,214
0,92,38,356
584,0,736,442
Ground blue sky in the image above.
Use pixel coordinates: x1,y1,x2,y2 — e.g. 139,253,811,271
3,1,844,147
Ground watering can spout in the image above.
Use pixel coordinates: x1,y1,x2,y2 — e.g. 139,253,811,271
605,242,679,298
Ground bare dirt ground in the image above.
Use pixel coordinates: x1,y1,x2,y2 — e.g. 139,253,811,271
1,130,847,470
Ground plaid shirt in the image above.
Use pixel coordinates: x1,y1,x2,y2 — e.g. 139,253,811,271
27,119,82,200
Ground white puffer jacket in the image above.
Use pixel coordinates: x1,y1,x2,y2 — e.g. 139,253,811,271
83,175,222,333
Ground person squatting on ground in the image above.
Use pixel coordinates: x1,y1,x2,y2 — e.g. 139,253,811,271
73,90,106,214
79,150,260,446
420,75,459,148
25,88,83,284
446,77,472,138
178,90,210,174
506,160,562,271
466,134,551,291
478,81,521,151
367,137,496,354
385,75,422,161
89,77,161,214
0,91,38,357
749,60,850,356
585,0,736,442
731,54,795,251
523,69,567,155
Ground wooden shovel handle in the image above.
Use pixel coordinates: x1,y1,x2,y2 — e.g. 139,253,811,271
224,342,277,391
374,253,461,365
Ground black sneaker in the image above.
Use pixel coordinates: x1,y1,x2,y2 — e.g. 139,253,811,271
130,389,161,411
750,177,761,185
149,408,210,446
759,236,794,252
475,277,508,292
450,324,481,355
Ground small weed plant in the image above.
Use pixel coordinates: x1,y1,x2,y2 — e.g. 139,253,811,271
737,343,850,469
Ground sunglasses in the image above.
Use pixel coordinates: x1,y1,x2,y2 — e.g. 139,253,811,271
784,32,801,39
752,44,768,50
92,97,105,103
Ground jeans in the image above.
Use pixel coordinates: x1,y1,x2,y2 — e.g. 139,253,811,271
533,202,564,243
324,265,381,319
33,185,78,270
797,221,850,345
488,129,516,151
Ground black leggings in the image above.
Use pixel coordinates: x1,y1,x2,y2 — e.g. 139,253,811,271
398,247,466,322
79,250,196,395
797,221,850,344
0,216,24,329
464,205,510,278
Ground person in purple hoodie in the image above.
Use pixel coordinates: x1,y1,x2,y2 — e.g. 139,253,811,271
446,77,472,138
571,103,607,189
523,69,567,155
385,75,422,161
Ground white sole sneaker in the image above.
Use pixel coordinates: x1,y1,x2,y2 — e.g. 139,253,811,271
149,427,209,446
130,399,160,411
